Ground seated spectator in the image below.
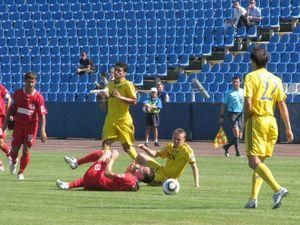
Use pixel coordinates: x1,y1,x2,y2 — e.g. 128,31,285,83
225,1,247,29
157,82,169,103
246,0,262,26
76,51,96,75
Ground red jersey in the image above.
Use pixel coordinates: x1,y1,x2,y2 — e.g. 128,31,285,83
12,88,47,124
0,84,10,116
83,160,139,191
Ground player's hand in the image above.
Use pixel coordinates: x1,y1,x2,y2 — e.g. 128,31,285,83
111,150,119,159
286,129,294,143
41,132,47,143
138,144,146,150
112,89,121,98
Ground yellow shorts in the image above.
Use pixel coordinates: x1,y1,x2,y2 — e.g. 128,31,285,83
102,121,135,146
245,115,278,157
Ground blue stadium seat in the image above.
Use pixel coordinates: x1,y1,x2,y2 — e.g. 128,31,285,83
181,82,191,93
176,93,185,103
214,72,224,83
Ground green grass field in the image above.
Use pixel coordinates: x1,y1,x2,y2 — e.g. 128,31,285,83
0,151,299,225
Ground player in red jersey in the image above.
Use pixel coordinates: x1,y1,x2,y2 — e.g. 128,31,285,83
0,84,12,171
56,150,150,191
3,72,47,180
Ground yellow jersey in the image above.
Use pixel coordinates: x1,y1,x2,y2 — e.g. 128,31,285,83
157,143,196,179
106,79,136,123
244,68,286,117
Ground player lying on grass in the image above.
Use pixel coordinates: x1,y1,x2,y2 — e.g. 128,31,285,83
136,128,200,187
57,150,152,191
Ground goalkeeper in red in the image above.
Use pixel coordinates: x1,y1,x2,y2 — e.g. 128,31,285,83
244,47,293,209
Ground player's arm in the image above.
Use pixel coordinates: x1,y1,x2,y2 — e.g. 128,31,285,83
219,103,226,125
5,93,12,113
244,97,252,120
190,162,200,188
277,101,293,143
138,144,159,157
164,93,170,102
105,150,119,178
40,114,47,143
112,89,136,104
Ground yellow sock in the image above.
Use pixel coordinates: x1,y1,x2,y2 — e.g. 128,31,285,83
146,158,161,170
255,163,281,193
249,172,263,200
127,147,137,160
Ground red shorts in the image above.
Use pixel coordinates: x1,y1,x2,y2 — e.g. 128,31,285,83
0,115,6,139
12,122,38,148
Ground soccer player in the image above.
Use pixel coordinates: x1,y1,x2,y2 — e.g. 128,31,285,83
99,62,138,160
244,47,293,209
57,150,150,191
219,76,244,157
0,83,12,171
3,72,47,180
136,128,200,187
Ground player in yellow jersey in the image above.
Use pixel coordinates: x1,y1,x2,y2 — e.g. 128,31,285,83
100,62,138,160
134,128,200,187
244,47,293,209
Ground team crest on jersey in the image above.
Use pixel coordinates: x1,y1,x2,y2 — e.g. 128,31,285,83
28,134,34,143
94,164,101,171
29,104,35,110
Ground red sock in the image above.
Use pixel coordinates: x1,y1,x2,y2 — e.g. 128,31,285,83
9,150,18,164
69,178,84,188
19,152,31,174
0,143,10,157
77,150,104,166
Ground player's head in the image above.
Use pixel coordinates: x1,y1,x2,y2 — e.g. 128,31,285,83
114,62,128,81
172,128,186,147
24,72,37,88
250,47,269,69
125,161,154,184
232,76,241,89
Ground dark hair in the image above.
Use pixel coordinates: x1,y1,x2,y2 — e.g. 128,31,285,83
233,1,240,4
140,169,155,183
173,128,187,138
232,76,240,81
24,71,37,80
114,62,128,72
250,47,269,68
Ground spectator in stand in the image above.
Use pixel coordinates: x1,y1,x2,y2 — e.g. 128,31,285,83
143,87,162,147
76,51,96,75
225,1,247,29
246,0,262,26
157,82,169,103
109,68,115,81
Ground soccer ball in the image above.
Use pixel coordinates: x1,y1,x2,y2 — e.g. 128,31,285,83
163,178,180,195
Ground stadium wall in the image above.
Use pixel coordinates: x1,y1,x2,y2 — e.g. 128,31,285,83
47,103,300,143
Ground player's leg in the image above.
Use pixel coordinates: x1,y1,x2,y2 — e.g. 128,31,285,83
118,123,137,159
135,152,161,170
17,145,31,180
0,138,10,158
153,114,159,146
9,124,23,175
145,126,151,146
232,126,241,156
64,150,105,169
56,177,84,190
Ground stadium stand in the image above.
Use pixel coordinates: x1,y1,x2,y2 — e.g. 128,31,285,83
0,0,299,102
